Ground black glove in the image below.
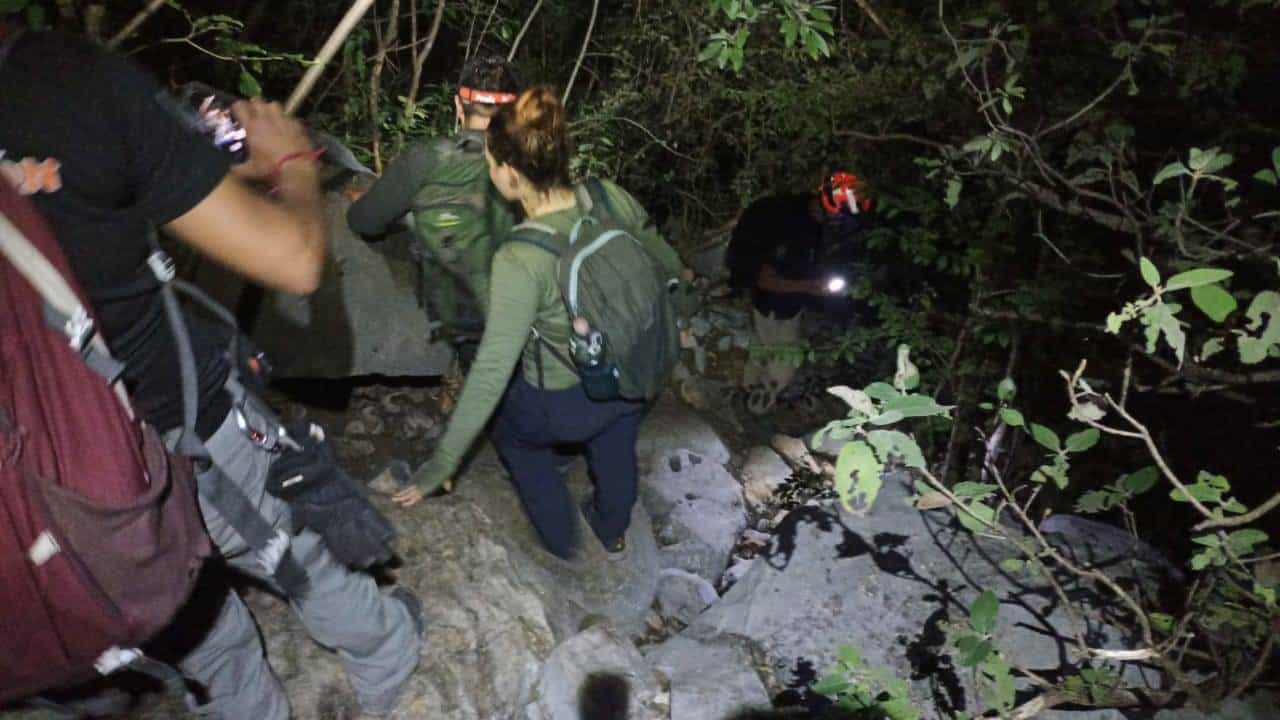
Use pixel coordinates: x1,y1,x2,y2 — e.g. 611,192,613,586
265,423,396,570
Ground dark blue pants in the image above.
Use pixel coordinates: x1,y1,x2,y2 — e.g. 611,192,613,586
492,376,645,559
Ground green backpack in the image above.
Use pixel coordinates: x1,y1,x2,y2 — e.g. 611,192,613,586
410,132,514,340
511,180,680,402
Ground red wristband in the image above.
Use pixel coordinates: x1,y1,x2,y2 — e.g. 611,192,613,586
273,148,325,175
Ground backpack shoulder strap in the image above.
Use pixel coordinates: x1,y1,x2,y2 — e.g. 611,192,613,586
581,178,615,220
507,221,566,257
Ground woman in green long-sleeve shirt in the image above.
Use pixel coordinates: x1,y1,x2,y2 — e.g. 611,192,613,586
393,86,687,561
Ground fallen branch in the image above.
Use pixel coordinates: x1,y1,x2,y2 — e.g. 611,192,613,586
286,0,378,115
403,0,447,125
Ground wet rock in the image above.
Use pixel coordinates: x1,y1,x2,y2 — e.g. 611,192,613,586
655,569,719,625
639,448,747,582
740,446,793,509
399,411,439,441
343,418,369,437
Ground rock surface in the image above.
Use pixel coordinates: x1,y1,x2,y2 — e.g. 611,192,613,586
638,447,747,582
675,472,1144,719
740,446,792,509
646,635,772,720
1152,692,1277,720
520,624,667,720
636,393,731,470
655,569,720,625
190,193,453,378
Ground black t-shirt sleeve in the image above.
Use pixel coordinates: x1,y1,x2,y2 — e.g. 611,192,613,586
100,42,231,225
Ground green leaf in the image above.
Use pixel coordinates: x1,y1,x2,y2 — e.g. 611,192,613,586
956,500,996,533
1165,269,1233,291
955,636,993,666
996,378,1016,402
238,70,262,98
1065,428,1100,453
864,382,901,402
1200,337,1226,361
1256,169,1279,186
1237,291,1280,364
1150,612,1176,633
1153,162,1188,185
1076,489,1116,514
866,430,928,470
1139,257,1161,288
894,345,920,392
881,394,953,419
1029,423,1061,451
1190,284,1237,322
1227,529,1268,555
812,673,853,696
697,41,724,63
953,482,998,498
868,410,906,426
1121,466,1159,495
999,558,1025,573
945,178,962,208
999,408,1025,427
970,590,1000,634
837,645,862,667
835,441,884,515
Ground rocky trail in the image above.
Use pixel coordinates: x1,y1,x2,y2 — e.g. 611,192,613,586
7,296,1273,720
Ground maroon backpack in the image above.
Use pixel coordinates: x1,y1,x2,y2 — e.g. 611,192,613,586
0,182,210,704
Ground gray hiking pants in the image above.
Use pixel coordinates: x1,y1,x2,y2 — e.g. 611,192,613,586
177,396,418,719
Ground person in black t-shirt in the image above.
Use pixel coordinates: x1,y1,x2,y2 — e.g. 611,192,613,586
726,173,873,413
0,30,420,719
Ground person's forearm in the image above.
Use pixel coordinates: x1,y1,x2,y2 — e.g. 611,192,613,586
272,159,327,290
347,144,434,236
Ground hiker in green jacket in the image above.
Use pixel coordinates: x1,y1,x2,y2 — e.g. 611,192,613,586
347,56,521,362
393,87,688,562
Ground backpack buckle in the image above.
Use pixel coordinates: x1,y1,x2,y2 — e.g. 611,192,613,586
64,306,95,352
146,250,176,283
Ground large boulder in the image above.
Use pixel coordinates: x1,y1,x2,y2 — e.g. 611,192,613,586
189,192,452,378
639,447,747,583
675,472,1143,720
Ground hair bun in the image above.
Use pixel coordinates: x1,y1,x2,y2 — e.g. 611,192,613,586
514,86,564,133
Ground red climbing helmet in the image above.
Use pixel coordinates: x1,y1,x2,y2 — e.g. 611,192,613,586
820,171,873,217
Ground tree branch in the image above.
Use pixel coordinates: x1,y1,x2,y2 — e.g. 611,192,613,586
507,0,544,61
106,0,168,50
562,0,600,106
286,0,379,115
403,0,446,126
852,0,892,37
1194,492,1280,532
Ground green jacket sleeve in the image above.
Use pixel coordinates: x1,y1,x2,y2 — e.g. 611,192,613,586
413,245,543,488
347,142,436,236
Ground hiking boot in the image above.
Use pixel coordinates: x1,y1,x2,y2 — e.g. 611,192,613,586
579,498,629,563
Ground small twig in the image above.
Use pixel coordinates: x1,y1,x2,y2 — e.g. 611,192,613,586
852,0,892,36
562,0,600,106
1229,633,1275,699
1194,492,1280,531
106,0,167,51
